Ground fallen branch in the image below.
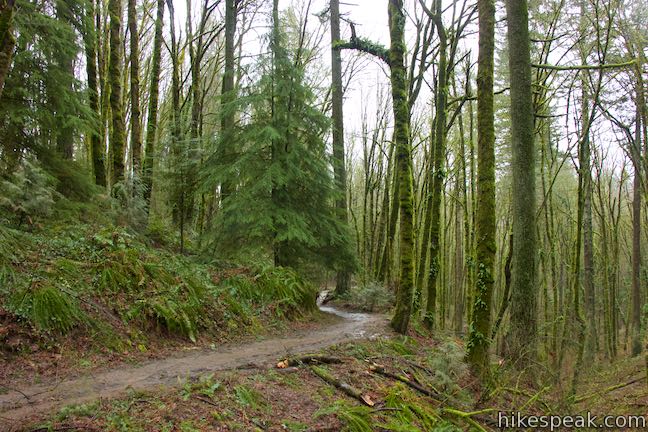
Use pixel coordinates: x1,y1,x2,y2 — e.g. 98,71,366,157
369,364,440,401
498,386,552,413
194,395,219,407
309,365,374,406
442,407,497,431
30,425,99,432
574,376,645,403
277,355,343,368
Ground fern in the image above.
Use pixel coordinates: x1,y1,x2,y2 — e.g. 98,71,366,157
10,285,86,333
316,400,374,432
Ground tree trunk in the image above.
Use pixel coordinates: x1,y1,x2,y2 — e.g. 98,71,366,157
143,0,164,204
505,0,537,365
423,0,447,330
220,0,237,201
108,0,126,185
330,0,351,296
83,0,105,186
466,0,496,380
631,103,642,356
128,0,142,175
388,0,415,334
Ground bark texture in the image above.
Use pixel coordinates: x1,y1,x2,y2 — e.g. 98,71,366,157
143,0,165,203
388,0,415,334
466,0,496,379
330,0,351,296
505,0,537,365
108,0,126,185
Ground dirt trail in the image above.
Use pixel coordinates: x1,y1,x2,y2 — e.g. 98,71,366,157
0,306,388,425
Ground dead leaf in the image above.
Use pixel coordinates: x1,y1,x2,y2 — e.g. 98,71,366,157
276,360,289,369
361,394,375,407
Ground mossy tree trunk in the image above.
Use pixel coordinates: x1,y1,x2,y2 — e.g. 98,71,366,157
388,0,415,335
83,0,105,186
505,0,537,365
108,0,126,186
330,0,351,297
143,0,164,205
167,0,186,252
631,100,643,356
423,0,448,330
466,0,495,380
128,0,142,174
578,0,597,363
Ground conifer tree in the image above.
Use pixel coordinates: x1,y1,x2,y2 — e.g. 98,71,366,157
203,0,352,271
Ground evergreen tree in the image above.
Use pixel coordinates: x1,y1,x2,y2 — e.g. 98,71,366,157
0,0,89,175
203,3,353,271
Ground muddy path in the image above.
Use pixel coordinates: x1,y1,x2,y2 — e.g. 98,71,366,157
0,306,389,426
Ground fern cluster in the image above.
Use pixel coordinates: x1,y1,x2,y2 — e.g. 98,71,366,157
9,285,86,333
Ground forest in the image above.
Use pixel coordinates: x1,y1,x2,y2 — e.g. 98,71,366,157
0,0,647,430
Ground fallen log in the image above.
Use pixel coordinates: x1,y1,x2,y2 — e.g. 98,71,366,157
309,365,374,406
277,355,343,368
369,363,440,401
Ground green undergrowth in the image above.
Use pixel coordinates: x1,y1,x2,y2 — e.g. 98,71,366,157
0,200,318,353
333,280,394,312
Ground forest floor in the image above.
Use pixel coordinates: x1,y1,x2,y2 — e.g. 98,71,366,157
3,303,648,431
1,306,389,430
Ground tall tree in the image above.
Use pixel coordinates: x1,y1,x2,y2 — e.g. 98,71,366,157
388,0,415,334
330,0,351,296
219,0,236,202
143,0,164,204
466,0,496,379
83,0,105,186
505,0,537,365
631,96,643,356
128,0,142,174
422,0,448,330
108,0,126,185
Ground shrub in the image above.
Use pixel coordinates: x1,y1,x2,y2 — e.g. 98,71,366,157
0,160,59,227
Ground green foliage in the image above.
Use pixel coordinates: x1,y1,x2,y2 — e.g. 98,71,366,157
338,281,394,312
378,385,439,431
233,384,265,410
316,400,374,432
0,0,93,172
0,160,59,226
201,7,355,272
426,340,471,406
9,285,86,333
220,266,317,318
111,178,148,229
180,374,222,401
